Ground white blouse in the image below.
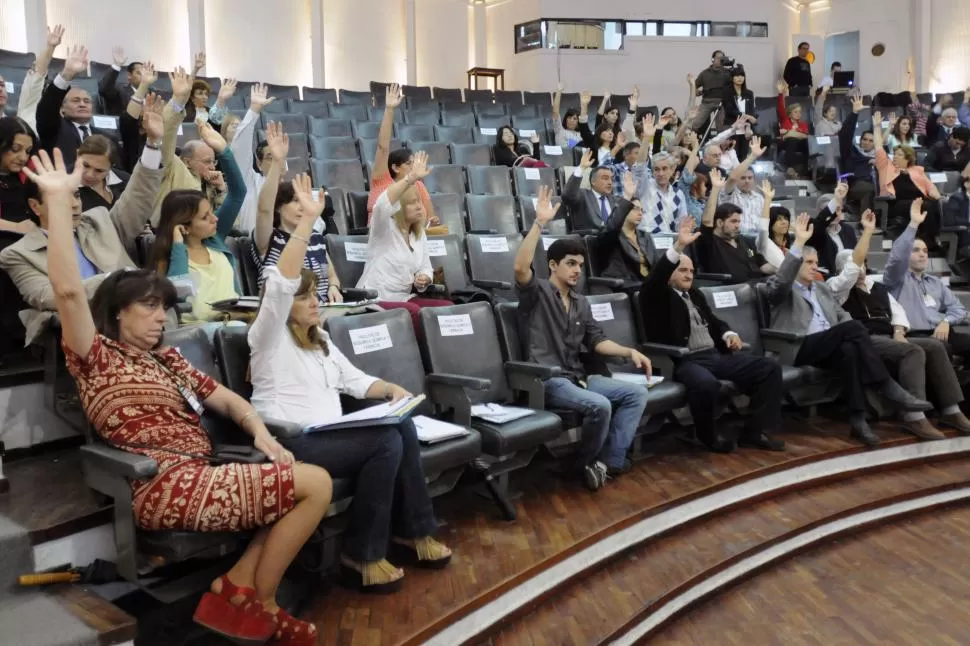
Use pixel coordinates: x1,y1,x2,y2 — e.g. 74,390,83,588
249,266,378,428
357,190,433,302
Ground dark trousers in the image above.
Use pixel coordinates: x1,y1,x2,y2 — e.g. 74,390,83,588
889,198,941,242
869,335,964,408
795,320,889,413
281,419,437,562
847,178,875,214
674,349,783,442
911,328,970,365
781,137,809,171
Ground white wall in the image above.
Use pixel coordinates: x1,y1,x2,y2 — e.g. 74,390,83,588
825,30,860,77
323,0,405,89
485,0,540,91
45,0,190,72
927,0,970,93
809,0,911,94
0,0,28,52
205,0,313,86
414,0,469,89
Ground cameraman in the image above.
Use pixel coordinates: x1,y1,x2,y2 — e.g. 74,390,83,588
693,50,732,135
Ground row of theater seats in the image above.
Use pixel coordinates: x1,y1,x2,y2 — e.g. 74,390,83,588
79,279,844,587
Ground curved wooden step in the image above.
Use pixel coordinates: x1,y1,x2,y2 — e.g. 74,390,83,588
417,435,970,646
485,454,970,645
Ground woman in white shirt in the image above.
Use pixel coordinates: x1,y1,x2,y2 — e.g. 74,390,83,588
357,150,451,327
249,186,451,593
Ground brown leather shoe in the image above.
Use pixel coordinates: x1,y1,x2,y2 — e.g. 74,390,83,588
940,412,970,434
902,418,945,440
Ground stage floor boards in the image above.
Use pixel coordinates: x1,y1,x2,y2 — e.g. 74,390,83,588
651,506,970,646
306,416,919,645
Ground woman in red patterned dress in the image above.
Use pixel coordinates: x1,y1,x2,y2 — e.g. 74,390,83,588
33,147,330,646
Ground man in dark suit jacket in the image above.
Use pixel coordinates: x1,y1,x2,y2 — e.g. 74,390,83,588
98,46,146,117
640,216,784,454
562,149,616,232
36,44,119,169
925,127,970,172
809,186,859,274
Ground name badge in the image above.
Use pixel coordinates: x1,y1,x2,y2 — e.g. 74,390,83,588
923,293,937,308
178,383,205,416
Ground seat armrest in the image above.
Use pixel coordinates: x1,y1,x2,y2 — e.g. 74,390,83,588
941,226,969,233
349,227,369,236
426,372,491,390
471,279,512,290
80,444,158,479
587,276,625,289
874,194,897,203
341,287,378,301
263,416,304,439
505,360,561,379
570,228,600,236
639,342,690,358
469,228,499,234
760,329,805,342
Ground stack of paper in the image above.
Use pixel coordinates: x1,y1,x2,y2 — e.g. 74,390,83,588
611,373,666,388
305,395,426,433
413,416,472,444
471,403,535,423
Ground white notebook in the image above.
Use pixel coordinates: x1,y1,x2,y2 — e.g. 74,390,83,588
413,415,472,444
471,403,536,424
611,373,665,388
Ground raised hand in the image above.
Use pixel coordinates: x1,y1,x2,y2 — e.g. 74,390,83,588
534,184,560,226
578,148,594,169
196,118,227,154
685,130,699,151
292,173,326,221
385,83,403,109
193,52,206,75
851,95,865,114
170,66,191,104
709,167,727,190
410,150,431,180
834,181,849,202
860,208,876,231
629,85,640,110
62,44,89,81
217,78,237,103
21,149,83,198
580,91,592,106
530,131,541,144
750,134,766,158
111,46,126,67
46,25,64,49
687,73,695,86
910,197,927,225
622,171,636,200
265,121,289,161
206,171,225,191
793,212,814,245
602,91,612,102
249,83,276,112
141,93,164,142
887,112,898,126
776,80,788,95
640,113,658,140
873,110,883,125
139,61,157,88
674,215,701,251
615,131,627,148
760,178,775,203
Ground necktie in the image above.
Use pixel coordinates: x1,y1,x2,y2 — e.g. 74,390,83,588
599,195,609,223
79,125,90,140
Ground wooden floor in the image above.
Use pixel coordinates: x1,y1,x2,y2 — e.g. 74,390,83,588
651,506,970,646
304,416,921,645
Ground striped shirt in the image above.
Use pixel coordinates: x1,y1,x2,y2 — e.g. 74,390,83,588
252,228,330,302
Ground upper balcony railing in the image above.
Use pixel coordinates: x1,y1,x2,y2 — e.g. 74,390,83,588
514,19,769,53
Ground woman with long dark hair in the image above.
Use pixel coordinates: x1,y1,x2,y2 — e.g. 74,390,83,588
0,117,38,232
722,67,757,159
492,125,542,167
37,146,331,646
552,85,583,148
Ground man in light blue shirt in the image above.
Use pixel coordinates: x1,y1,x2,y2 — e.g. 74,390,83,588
883,198,970,361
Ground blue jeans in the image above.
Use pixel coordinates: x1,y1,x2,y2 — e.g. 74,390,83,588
543,376,649,470
280,418,437,562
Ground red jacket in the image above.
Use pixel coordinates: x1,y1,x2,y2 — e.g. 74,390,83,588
777,94,809,134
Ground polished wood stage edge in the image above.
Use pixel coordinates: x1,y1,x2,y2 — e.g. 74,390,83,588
650,506,970,646
306,418,964,645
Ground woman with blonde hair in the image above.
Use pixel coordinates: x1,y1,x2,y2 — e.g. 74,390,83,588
357,150,451,328
249,180,450,593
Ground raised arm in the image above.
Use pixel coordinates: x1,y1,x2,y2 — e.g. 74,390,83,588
253,121,288,256
161,67,191,165
209,78,237,125
190,52,205,82
827,210,875,301
682,131,701,176
702,168,727,228
195,120,244,238
34,25,63,80
28,150,93,356
514,185,560,285
884,199,924,292
37,44,87,147
98,46,126,113
840,96,863,159
726,135,765,189
757,181,785,269
16,25,64,133
579,91,591,123
596,92,612,121
872,110,885,150
813,85,829,128
385,150,430,206
552,84,563,123
685,73,697,113
764,212,813,303
636,114,660,164
373,83,403,179
124,61,158,121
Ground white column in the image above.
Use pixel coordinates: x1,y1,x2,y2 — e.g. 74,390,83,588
474,1,487,67
22,0,46,54
915,0,931,92
310,0,326,88
186,0,205,66
405,0,417,85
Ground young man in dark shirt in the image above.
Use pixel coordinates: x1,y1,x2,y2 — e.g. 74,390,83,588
695,169,774,283
514,186,651,491
783,42,814,96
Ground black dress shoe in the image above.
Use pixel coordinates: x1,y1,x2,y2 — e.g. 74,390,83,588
738,433,786,451
850,419,881,447
879,380,932,412
699,433,735,454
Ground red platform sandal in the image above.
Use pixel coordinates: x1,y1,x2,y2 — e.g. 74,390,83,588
193,575,276,645
269,608,319,645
